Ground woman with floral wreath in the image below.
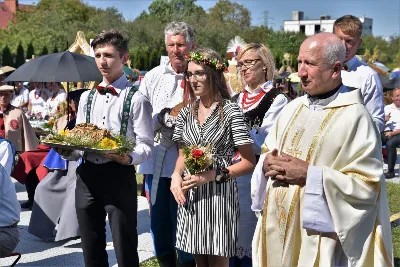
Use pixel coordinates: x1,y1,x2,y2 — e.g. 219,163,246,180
171,48,256,267
229,43,288,267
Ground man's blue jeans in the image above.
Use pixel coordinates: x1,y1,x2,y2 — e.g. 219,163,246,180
145,175,193,263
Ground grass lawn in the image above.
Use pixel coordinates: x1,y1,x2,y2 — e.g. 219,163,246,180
386,182,400,266
137,175,400,266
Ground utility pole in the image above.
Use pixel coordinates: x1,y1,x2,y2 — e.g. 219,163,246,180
263,10,274,28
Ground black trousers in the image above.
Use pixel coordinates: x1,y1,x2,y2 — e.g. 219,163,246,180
381,131,400,172
26,167,39,202
75,160,139,267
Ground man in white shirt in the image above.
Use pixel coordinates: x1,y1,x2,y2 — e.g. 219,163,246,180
382,88,400,178
11,81,29,109
333,15,385,132
58,29,154,267
0,139,20,258
138,21,196,267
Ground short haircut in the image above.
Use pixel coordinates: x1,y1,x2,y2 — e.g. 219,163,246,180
323,41,346,65
237,43,275,82
91,29,129,56
164,21,195,46
333,15,363,39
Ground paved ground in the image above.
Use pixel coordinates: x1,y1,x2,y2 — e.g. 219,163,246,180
0,179,154,267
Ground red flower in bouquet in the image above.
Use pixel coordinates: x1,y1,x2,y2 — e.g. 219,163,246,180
183,144,214,175
192,149,203,159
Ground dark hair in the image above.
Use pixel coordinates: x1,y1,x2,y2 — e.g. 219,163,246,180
91,29,129,56
333,15,363,39
185,48,231,120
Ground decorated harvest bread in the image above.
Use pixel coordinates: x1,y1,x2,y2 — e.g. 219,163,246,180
170,102,185,117
67,123,113,140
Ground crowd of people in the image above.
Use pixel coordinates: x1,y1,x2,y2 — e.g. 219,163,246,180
0,14,397,267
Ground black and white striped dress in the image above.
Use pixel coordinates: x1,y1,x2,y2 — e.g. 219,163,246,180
172,99,253,257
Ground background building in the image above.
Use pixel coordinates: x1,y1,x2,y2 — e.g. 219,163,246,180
0,0,33,29
284,11,373,36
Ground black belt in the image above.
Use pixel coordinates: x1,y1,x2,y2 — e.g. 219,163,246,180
0,222,18,229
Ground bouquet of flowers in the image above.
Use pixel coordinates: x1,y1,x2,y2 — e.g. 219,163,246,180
43,123,135,154
182,144,214,175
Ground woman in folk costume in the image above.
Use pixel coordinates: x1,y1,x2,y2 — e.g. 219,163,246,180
0,85,38,153
229,43,288,267
28,89,87,241
28,82,48,116
44,82,67,116
171,49,256,267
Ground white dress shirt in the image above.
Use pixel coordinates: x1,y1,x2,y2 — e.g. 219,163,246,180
236,81,288,155
341,56,385,132
384,103,400,131
0,141,20,227
75,74,154,165
11,86,29,108
137,62,185,177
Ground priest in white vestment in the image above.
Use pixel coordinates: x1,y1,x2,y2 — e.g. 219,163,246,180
251,33,393,267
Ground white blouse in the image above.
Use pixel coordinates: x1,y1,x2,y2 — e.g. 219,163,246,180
45,89,67,115
11,87,29,108
29,88,48,115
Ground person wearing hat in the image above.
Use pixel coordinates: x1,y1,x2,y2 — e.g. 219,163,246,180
0,85,38,153
0,85,38,210
11,81,29,110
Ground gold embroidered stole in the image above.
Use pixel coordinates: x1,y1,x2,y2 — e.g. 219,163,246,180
261,104,344,266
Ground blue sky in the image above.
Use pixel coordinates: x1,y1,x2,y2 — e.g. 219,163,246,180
21,0,400,37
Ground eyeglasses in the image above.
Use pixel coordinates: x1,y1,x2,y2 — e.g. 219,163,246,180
186,71,206,81
236,59,261,71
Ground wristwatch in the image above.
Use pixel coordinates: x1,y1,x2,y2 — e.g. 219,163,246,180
215,168,230,184
125,154,133,165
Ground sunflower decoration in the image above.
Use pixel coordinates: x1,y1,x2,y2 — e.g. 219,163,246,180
99,137,118,150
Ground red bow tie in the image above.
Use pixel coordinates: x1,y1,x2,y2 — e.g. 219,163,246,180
96,85,117,95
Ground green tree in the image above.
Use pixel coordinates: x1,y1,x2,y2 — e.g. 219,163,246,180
157,47,165,66
133,47,142,70
265,31,306,70
26,43,35,59
142,47,149,70
2,45,14,67
52,46,59,53
0,0,128,53
15,42,25,67
40,46,49,56
149,48,159,69
208,0,251,28
145,0,205,24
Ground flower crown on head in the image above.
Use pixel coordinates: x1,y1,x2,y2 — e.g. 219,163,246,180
185,51,227,71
